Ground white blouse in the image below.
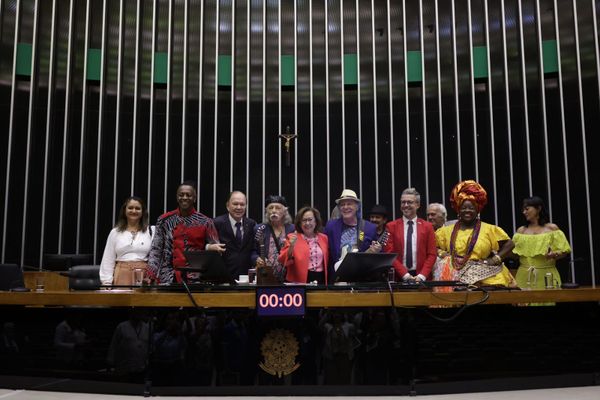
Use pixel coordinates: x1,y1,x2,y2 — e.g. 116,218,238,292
99,227,153,285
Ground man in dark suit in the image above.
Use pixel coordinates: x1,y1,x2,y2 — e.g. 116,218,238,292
384,188,436,282
213,191,257,279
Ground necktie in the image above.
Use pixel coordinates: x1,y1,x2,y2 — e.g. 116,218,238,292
235,221,242,244
406,220,414,270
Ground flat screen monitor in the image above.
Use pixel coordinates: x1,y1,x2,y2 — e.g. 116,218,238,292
182,251,235,284
334,252,398,283
0,264,27,291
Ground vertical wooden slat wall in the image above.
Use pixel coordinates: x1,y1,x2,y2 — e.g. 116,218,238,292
0,0,598,286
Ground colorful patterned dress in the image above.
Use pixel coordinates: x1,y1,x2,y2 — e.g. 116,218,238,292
434,221,516,287
512,230,571,290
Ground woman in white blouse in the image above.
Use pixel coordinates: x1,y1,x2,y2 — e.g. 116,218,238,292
100,196,153,285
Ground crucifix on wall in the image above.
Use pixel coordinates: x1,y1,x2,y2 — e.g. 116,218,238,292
278,126,298,168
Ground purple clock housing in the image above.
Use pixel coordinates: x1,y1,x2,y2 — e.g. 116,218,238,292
256,286,306,317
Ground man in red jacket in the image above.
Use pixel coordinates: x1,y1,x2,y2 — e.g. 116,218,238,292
384,188,437,282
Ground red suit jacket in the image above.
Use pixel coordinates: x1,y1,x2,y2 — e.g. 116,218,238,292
278,233,329,284
383,217,437,279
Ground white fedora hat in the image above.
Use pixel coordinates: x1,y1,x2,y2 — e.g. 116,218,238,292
335,189,361,204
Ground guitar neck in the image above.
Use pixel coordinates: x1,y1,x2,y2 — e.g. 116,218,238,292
378,230,390,247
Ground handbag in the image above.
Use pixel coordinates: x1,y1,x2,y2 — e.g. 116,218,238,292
455,260,503,285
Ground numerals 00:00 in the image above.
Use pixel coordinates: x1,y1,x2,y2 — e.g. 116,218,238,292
258,293,303,308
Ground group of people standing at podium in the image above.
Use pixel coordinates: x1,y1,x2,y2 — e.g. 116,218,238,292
99,179,572,290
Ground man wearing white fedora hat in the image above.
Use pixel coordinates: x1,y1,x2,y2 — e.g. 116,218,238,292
324,189,380,282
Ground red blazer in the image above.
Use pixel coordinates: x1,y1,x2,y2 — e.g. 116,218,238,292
383,217,437,279
278,232,329,284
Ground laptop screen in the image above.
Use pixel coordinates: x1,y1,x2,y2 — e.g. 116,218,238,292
182,251,234,284
334,252,398,283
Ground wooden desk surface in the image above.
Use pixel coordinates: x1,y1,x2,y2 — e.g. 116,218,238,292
1,287,599,308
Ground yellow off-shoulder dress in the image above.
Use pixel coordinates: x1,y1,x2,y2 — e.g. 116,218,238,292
435,222,516,287
512,230,571,290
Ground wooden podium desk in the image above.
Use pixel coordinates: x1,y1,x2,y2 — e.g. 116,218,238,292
1,275,599,396
2,286,600,308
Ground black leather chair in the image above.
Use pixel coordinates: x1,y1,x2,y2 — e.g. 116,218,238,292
43,254,94,272
0,264,28,291
67,265,101,290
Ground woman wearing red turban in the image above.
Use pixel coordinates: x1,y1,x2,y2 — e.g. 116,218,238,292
433,180,517,287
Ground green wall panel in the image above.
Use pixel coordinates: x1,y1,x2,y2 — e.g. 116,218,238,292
407,51,422,83
154,52,168,84
543,40,558,74
16,43,32,76
473,46,488,79
218,55,232,87
87,48,102,81
281,55,295,87
344,54,358,85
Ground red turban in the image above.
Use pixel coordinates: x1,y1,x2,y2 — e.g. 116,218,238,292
449,180,488,213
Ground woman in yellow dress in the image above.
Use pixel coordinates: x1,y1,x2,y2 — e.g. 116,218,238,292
512,196,571,290
434,180,516,288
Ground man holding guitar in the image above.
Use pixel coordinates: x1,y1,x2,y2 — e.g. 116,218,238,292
324,189,383,282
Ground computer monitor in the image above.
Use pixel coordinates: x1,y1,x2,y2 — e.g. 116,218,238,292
0,264,27,291
334,252,398,283
182,251,235,284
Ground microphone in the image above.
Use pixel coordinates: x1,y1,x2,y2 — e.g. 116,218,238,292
22,265,46,271
8,279,30,292
10,287,30,292
561,282,580,289
561,257,583,289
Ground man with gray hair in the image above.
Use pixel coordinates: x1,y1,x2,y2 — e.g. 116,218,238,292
426,202,447,231
213,191,257,279
251,195,295,282
383,188,436,282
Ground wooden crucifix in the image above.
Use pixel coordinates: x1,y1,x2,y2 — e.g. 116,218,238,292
278,126,298,167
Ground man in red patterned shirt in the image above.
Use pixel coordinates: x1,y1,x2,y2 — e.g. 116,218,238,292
147,181,225,283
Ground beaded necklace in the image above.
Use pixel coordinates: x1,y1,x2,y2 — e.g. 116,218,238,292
449,219,481,270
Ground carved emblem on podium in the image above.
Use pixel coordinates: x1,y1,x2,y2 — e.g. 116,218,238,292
259,328,300,377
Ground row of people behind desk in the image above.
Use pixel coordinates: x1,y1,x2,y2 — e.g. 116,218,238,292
99,183,376,286
100,179,571,289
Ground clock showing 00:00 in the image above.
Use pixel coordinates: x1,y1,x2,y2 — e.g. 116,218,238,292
258,293,303,308
256,287,306,317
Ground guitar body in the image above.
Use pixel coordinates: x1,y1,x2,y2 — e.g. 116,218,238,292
254,224,283,285
256,264,280,285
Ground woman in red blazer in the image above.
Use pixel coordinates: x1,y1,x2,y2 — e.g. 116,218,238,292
278,207,329,284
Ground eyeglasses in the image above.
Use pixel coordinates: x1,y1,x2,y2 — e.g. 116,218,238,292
401,200,415,205
302,218,315,223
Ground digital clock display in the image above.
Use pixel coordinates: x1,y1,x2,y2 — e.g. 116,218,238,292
256,287,306,317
